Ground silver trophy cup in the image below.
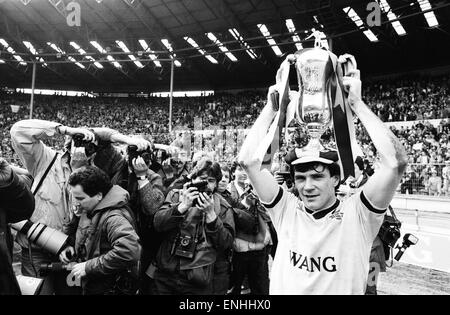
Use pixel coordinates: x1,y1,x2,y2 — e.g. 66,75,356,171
294,48,335,151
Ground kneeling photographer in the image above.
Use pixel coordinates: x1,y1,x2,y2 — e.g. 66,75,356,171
153,159,235,295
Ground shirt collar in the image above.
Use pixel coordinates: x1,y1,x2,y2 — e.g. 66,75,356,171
305,199,340,220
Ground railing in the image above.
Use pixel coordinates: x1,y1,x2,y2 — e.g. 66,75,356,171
399,163,450,197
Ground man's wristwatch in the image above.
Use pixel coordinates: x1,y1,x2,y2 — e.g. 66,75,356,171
137,175,147,181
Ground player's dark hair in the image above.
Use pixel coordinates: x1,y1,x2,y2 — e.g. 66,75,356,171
291,162,341,191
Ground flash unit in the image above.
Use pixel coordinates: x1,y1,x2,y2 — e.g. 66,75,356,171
394,233,419,261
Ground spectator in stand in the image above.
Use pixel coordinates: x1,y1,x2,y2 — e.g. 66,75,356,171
419,151,429,165
1,74,450,199
442,161,450,196
427,169,442,196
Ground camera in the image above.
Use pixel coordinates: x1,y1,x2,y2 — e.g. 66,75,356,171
73,134,86,148
187,180,209,193
10,220,69,256
278,171,291,182
241,185,260,235
174,234,197,259
242,185,257,207
38,262,82,287
38,262,75,275
156,149,170,164
127,145,155,169
378,216,401,248
172,223,199,259
72,133,97,156
187,180,212,207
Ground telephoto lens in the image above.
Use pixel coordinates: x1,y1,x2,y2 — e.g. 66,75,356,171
10,220,69,256
39,262,76,275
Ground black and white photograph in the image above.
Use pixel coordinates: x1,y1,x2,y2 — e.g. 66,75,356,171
0,0,449,298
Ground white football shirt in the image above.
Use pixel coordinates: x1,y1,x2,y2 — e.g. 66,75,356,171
264,187,385,295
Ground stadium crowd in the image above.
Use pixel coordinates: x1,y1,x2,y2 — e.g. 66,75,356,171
1,75,450,196
1,72,449,296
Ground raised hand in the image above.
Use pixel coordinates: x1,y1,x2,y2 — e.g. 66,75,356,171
132,156,149,177
342,69,362,112
196,192,216,223
178,183,199,214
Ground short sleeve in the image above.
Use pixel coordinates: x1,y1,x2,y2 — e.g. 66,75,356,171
261,186,297,233
347,191,387,243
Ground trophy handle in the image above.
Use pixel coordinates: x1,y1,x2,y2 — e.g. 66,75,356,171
270,90,280,111
339,53,358,76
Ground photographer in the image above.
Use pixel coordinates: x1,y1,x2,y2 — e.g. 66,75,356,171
60,166,141,295
66,131,165,294
153,158,235,295
59,132,165,294
120,141,166,294
10,119,147,294
165,151,212,192
227,161,275,295
0,158,34,295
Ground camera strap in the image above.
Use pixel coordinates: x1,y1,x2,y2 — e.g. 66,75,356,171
387,205,399,222
199,212,206,243
27,239,39,277
386,247,394,268
32,152,58,196
384,205,400,269
27,152,58,277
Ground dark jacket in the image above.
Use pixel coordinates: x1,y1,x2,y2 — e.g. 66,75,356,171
220,189,258,237
153,190,234,285
126,170,165,267
70,185,141,295
228,183,273,242
228,182,278,256
0,171,34,295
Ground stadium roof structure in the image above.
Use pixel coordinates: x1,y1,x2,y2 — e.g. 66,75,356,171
0,0,449,93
